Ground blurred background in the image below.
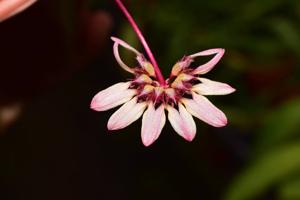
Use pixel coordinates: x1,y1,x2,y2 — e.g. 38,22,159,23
1,0,300,199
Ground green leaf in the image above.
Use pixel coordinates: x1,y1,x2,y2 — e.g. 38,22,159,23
279,178,300,200
256,98,300,151
225,142,300,200
270,18,300,56
239,0,285,21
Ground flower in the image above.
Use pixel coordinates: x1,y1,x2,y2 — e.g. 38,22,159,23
91,37,235,146
0,0,37,22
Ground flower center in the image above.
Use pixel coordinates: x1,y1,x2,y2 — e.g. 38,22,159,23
130,57,201,108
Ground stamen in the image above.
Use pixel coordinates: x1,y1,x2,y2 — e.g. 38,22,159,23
134,74,152,84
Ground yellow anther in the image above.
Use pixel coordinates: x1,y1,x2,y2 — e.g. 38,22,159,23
171,81,184,89
144,84,155,92
165,88,176,99
140,84,154,96
178,73,193,81
171,62,183,76
154,87,164,97
171,73,193,88
143,62,156,77
136,74,152,84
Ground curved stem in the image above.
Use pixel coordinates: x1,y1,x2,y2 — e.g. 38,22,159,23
114,0,165,85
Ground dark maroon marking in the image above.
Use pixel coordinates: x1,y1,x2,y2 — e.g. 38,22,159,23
182,92,193,99
189,78,201,85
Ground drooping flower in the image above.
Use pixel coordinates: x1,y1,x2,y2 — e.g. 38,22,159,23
0,0,37,22
91,0,235,146
91,37,235,146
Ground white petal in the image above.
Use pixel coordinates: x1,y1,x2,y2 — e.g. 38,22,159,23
193,78,236,95
189,48,225,75
182,93,227,127
167,103,196,141
0,0,37,22
107,97,147,130
111,37,141,74
90,82,136,111
141,103,166,146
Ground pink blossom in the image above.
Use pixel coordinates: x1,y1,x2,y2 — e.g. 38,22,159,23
91,0,235,146
0,0,37,22
91,37,235,146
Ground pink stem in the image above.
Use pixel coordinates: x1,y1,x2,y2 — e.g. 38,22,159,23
114,0,165,85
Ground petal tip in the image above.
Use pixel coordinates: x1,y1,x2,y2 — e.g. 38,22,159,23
107,122,117,130
223,85,236,95
230,87,236,93
217,48,225,59
107,118,117,130
90,99,100,111
110,36,118,42
90,98,106,111
142,139,155,147
217,48,225,57
216,118,228,127
184,135,195,142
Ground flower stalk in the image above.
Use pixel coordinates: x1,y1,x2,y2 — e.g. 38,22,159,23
114,0,166,85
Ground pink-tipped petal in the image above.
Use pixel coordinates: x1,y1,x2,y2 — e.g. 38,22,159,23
0,0,37,22
182,93,227,127
189,48,225,75
167,103,196,141
91,82,136,111
193,78,236,95
111,37,141,74
107,97,146,130
141,103,166,146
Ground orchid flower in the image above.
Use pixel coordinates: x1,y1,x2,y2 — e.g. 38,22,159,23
0,0,37,22
91,0,235,146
